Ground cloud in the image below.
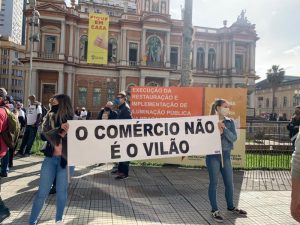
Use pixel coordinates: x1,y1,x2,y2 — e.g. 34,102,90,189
284,46,300,55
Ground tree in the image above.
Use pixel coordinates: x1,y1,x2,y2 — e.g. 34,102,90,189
267,65,285,115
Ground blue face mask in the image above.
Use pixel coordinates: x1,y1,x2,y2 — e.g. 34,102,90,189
114,98,121,105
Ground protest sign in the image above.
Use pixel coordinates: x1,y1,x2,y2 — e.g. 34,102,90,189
131,86,204,118
68,116,221,166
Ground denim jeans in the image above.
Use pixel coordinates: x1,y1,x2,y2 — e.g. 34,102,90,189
1,151,9,174
206,151,234,212
29,156,68,225
19,125,38,155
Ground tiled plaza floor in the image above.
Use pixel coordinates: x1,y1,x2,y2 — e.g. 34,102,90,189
1,156,297,225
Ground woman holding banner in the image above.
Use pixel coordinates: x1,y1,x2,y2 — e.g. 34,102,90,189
206,99,247,223
29,94,73,225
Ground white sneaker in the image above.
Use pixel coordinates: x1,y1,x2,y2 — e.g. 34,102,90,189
56,221,63,224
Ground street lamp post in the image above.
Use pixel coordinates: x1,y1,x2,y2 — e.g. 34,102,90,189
28,0,40,95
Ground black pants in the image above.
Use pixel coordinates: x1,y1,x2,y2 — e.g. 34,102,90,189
0,178,8,211
118,162,129,176
19,125,38,154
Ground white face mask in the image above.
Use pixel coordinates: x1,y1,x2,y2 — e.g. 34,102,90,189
219,107,230,117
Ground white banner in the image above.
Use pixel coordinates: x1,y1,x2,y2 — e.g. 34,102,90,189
68,116,222,166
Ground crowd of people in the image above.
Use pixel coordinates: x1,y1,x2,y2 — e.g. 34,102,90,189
0,86,299,224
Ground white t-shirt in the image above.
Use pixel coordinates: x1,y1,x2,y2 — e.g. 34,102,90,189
27,104,42,125
17,108,25,119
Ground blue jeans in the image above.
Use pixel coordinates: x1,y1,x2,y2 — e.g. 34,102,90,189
206,151,234,212
29,156,68,224
1,151,9,174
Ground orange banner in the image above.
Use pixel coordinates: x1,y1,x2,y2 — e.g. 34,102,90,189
204,88,247,128
131,86,204,118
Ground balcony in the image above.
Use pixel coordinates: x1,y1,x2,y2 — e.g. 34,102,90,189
145,61,166,68
38,52,59,60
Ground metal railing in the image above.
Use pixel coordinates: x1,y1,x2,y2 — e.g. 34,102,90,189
38,52,59,60
245,120,293,170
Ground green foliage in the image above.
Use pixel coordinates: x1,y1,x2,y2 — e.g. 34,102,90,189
266,65,285,113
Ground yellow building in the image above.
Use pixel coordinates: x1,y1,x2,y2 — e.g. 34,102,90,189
255,76,300,119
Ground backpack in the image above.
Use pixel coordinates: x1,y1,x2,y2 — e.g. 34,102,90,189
0,107,20,149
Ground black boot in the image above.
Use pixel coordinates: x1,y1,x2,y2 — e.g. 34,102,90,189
0,197,10,223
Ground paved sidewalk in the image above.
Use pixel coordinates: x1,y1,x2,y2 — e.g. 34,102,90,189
1,156,297,225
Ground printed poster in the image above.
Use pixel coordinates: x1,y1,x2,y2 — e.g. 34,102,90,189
87,13,109,65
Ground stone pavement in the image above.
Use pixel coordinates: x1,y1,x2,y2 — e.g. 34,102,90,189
1,156,297,225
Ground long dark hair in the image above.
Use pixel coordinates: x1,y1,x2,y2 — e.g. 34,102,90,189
53,94,74,124
210,99,226,115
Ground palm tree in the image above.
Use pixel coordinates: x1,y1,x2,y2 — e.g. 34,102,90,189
267,65,285,115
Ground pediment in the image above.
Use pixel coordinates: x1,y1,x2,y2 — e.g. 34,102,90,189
142,14,171,24
36,3,66,14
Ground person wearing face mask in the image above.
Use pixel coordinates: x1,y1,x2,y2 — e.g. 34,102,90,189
206,99,247,223
97,101,117,120
29,94,74,225
287,106,300,148
113,91,132,180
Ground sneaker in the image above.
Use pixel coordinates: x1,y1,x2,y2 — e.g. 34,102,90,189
56,221,63,224
211,210,224,223
0,208,10,223
115,174,128,180
228,207,247,216
0,172,7,178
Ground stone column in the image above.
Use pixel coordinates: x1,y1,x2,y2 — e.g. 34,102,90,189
75,26,79,63
58,71,64,94
67,73,72,97
141,28,146,65
140,75,145,86
250,41,255,75
59,20,66,60
164,77,169,87
166,31,170,67
121,29,127,66
31,69,37,95
231,40,236,73
193,43,197,70
249,91,255,108
216,42,221,71
204,42,208,72
68,23,74,61
222,41,227,74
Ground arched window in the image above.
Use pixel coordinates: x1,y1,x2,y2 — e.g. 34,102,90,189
146,36,162,63
196,48,205,70
208,48,216,71
80,35,88,61
108,38,117,63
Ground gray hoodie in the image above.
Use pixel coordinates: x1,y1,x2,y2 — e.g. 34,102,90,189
292,133,300,180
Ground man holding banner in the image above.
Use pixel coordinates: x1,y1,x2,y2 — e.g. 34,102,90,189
114,91,132,180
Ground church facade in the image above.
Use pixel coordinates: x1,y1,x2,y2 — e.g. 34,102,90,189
22,0,258,116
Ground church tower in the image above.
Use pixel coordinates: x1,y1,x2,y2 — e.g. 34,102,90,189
136,0,169,15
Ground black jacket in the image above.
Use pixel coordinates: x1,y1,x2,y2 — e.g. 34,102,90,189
117,102,132,119
97,108,117,120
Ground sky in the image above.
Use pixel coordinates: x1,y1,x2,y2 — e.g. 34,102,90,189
66,0,300,81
